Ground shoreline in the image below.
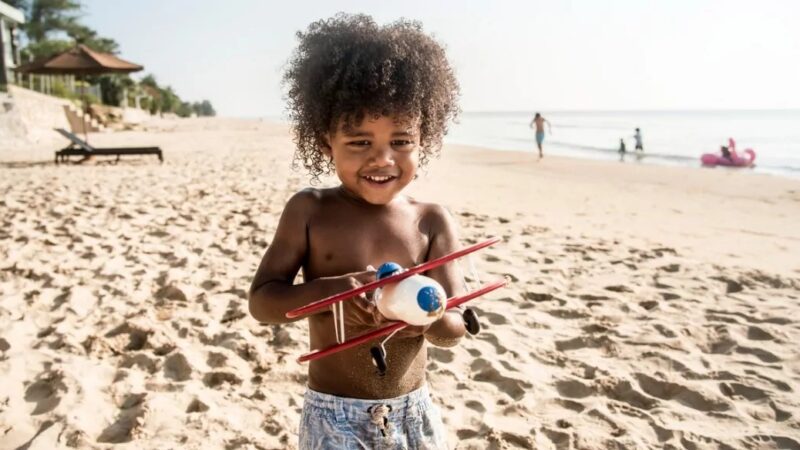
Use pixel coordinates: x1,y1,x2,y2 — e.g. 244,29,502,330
444,138,800,180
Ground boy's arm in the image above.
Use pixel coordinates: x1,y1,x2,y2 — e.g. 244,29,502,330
248,190,316,323
421,205,468,347
249,190,373,324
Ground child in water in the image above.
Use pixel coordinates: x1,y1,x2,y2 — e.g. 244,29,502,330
248,14,463,449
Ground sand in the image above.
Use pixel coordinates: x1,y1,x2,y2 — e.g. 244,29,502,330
1,118,798,449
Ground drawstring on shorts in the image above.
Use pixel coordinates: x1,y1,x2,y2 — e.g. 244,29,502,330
368,404,393,437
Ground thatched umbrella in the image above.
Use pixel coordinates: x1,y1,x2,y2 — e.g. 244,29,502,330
15,44,144,141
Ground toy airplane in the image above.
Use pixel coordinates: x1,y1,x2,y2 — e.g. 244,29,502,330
286,237,507,375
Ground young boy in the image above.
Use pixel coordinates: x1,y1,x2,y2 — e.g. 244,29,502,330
248,14,462,449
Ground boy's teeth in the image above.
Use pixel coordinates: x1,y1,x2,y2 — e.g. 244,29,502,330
366,175,392,182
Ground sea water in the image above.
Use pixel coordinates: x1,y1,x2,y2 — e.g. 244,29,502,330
445,110,800,178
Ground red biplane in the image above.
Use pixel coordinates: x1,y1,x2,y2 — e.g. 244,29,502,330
286,237,507,375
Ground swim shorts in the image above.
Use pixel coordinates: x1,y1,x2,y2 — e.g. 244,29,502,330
299,384,448,449
536,131,545,145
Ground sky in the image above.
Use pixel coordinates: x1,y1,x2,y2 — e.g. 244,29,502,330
79,0,800,118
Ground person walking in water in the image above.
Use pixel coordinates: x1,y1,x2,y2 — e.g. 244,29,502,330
529,112,552,158
618,138,627,162
634,128,644,152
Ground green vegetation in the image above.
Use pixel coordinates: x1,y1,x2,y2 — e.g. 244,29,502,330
9,0,216,117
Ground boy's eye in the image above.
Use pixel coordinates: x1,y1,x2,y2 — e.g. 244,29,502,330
346,140,370,149
392,140,416,150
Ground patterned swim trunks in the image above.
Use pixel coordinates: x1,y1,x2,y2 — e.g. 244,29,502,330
299,384,448,449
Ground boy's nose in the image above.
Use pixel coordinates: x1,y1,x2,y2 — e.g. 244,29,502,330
369,145,395,166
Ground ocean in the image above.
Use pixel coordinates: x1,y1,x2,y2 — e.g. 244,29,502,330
445,110,800,178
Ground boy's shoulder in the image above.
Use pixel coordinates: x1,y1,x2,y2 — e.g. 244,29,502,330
405,197,457,232
411,198,450,218
285,187,339,207
281,187,333,220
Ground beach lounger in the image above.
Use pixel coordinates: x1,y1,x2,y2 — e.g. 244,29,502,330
54,128,164,164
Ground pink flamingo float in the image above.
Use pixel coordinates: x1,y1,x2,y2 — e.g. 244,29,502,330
701,138,756,168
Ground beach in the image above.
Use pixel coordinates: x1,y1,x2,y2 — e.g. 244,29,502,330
1,117,799,449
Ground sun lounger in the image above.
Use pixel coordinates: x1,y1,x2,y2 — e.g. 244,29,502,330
54,128,163,164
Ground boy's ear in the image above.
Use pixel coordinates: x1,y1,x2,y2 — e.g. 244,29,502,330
321,133,332,158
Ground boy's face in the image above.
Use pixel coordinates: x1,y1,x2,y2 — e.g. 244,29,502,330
324,115,421,205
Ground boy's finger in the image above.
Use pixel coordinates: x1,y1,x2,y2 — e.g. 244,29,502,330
354,296,374,312
361,268,377,281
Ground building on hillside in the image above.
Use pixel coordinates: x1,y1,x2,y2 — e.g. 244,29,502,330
0,1,24,89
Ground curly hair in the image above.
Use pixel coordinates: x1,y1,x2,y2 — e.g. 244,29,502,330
283,13,460,182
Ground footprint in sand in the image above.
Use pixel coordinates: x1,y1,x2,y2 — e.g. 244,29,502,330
465,400,486,413
105,323,150,352
470,358,531,400
659,263,681,273
554,378,594,399
155,284,188,302
744,369,793,392
541,427,571,448
639,300,658,310
220,300,247,323
742,435,800,450
207,351,228,368
186,397,210,413
544,308,590,320
746,326,777,341
476,333,509,354
97,393,148,443
711,276,744,294
163,352,193,381
24,368,67,415
555,335,615,353
735,345,782,363
635,373,729,412
659,292,681,300
604,285,633,293
119,353,159,374
428,347,454,364
552,398,585,413
719,382,769,401
203,371,243,389
522,291,552,302
499,432,536,449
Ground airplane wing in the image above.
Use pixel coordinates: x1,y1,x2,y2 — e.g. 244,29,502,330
286,237,500,319
296,279,506,363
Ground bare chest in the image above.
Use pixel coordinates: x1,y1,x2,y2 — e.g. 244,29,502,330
305,202,430,279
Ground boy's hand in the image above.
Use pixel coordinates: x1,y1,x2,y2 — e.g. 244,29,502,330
327,266,384,330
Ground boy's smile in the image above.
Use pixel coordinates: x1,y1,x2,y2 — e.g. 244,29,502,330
325,115,420,205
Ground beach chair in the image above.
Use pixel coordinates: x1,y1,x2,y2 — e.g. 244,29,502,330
54,128,164,165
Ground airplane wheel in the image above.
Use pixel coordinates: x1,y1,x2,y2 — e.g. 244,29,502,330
370,346,387,376
463,308,480,335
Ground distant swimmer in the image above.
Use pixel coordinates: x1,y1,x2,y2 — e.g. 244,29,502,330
529,112,552,158
634,128,644,152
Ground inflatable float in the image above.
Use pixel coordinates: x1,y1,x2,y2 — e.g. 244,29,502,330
701,138,756,168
